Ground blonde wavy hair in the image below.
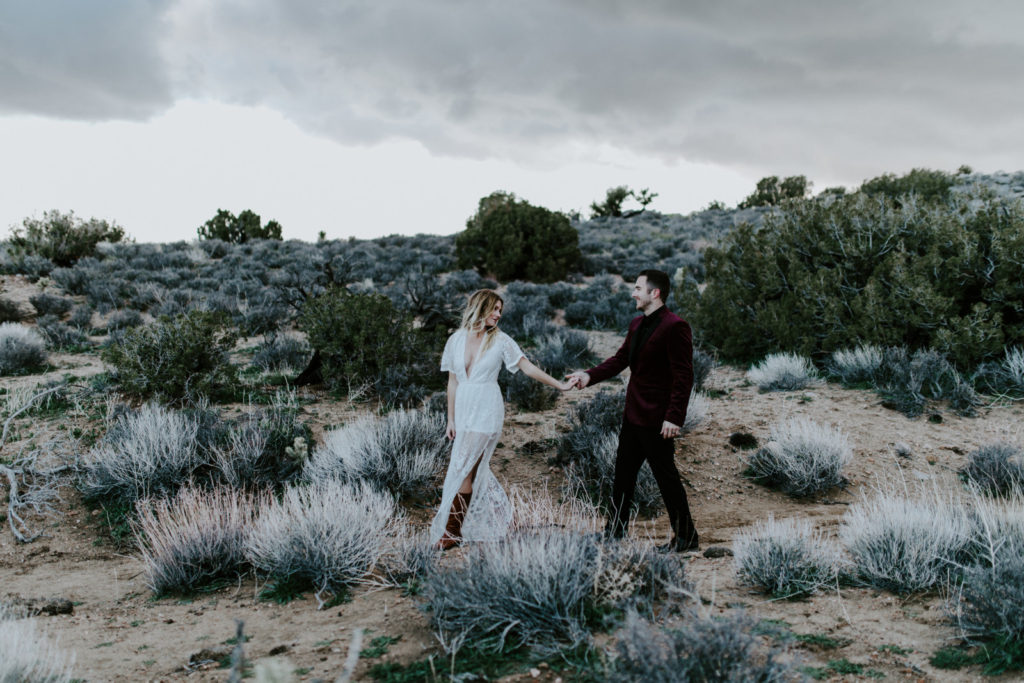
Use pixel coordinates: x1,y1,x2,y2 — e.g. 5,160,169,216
460,289,504,352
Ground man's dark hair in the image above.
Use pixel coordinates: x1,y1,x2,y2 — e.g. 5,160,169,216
639,269,671,302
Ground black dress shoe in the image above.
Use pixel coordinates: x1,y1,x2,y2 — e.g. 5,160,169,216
657,537,699,553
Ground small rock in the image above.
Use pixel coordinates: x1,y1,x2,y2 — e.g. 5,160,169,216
530,668,541,678
893,442,913,458
703,546,733,558
268,644,289,656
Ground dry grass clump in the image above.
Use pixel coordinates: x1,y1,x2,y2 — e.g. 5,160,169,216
0,605,75,682
0,322,48,375
134,486,266,594
841,487,971,594
733,515,842,598
422,488,689,656
611,610,800,682
304,409,447,498
828,344,884,385
245,479,399,597
745,417,851,497
746,352,821,392
80,402,200,505
960,443,1024,497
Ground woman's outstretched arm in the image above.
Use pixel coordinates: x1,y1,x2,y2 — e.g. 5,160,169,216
517,357,574,391
446,372,458,439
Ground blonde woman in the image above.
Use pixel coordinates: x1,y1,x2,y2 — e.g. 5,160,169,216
431,289,573,549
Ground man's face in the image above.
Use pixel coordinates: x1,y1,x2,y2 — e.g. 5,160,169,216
632,276,657,310
485,301,503,328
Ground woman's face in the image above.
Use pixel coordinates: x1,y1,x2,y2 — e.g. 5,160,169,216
485,301,503,328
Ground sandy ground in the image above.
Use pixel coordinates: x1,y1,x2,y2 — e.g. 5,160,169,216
2,279,1023,682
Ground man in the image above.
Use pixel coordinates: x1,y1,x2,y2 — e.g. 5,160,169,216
566,269,699,551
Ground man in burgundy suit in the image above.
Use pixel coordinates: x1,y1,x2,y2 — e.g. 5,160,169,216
567,269,699,552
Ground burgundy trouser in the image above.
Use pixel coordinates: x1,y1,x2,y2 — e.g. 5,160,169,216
606,420,699,545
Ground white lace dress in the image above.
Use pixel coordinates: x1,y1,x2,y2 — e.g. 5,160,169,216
429,328,524,545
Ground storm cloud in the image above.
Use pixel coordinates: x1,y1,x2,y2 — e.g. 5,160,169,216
4,0,1024,181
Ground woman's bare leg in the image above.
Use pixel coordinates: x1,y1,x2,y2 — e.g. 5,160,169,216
458,455,483,494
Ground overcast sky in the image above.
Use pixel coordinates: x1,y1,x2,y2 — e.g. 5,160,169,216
2,1,1022,243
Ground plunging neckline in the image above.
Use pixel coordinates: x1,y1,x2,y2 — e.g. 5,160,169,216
463,330,485,378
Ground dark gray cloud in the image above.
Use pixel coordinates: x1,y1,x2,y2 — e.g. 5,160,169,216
5,0,1024,182
0,0,174,118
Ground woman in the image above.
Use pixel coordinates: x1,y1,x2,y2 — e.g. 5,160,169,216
430,289,573,549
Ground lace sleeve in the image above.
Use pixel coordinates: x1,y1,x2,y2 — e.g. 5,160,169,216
501,333,526,373
440,332,458,373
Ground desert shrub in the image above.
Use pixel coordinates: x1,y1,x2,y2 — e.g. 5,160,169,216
0,322,48,375
49,265,90,295
860,167,954,204
564,275,635,331
738,174,810,208
134,486,265,594
212,394,312,489
531,328,594,376
692,347,716,391
422,529,600,653
949,493,1024,673
841,490,971,593
237,300,289,336
7,209,125,267
79,403,201,507
303,409,447,498
733,516,841,598
681,390,709,433
555,389,626,466
29,293,73,317
500,368,559,413
828,344,884,385
746,352,821,391
611,610,799,682
960,443,1024,497
874,347,980,417
686,193,1024,369
197,209,282,243
0,606,75,682
745,418,851,497
250,334,311,373
35,314,88,351
379,530,441,588
245,480,399,596
297,287,437,405
973,347,1024,397
101,310,238,404
0,297,22,323
563,431,661,517
106,309,143,332
65,305,92,331
455,191,580,283
498,293,556,340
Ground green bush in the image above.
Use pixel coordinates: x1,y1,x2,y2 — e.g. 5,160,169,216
455,192,580,283
297,287,438,403
101,310,239,404
684,193,1024,369
859,167,954,204
7,210,125,267
738,175,810,208
197,209,282,243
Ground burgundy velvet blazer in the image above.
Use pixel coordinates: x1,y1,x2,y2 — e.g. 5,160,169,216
585,307,694,429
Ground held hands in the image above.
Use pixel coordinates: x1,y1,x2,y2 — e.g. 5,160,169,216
446,420,456,441
564,370,590,390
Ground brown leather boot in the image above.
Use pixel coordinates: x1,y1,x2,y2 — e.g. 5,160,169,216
437,492,472,550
